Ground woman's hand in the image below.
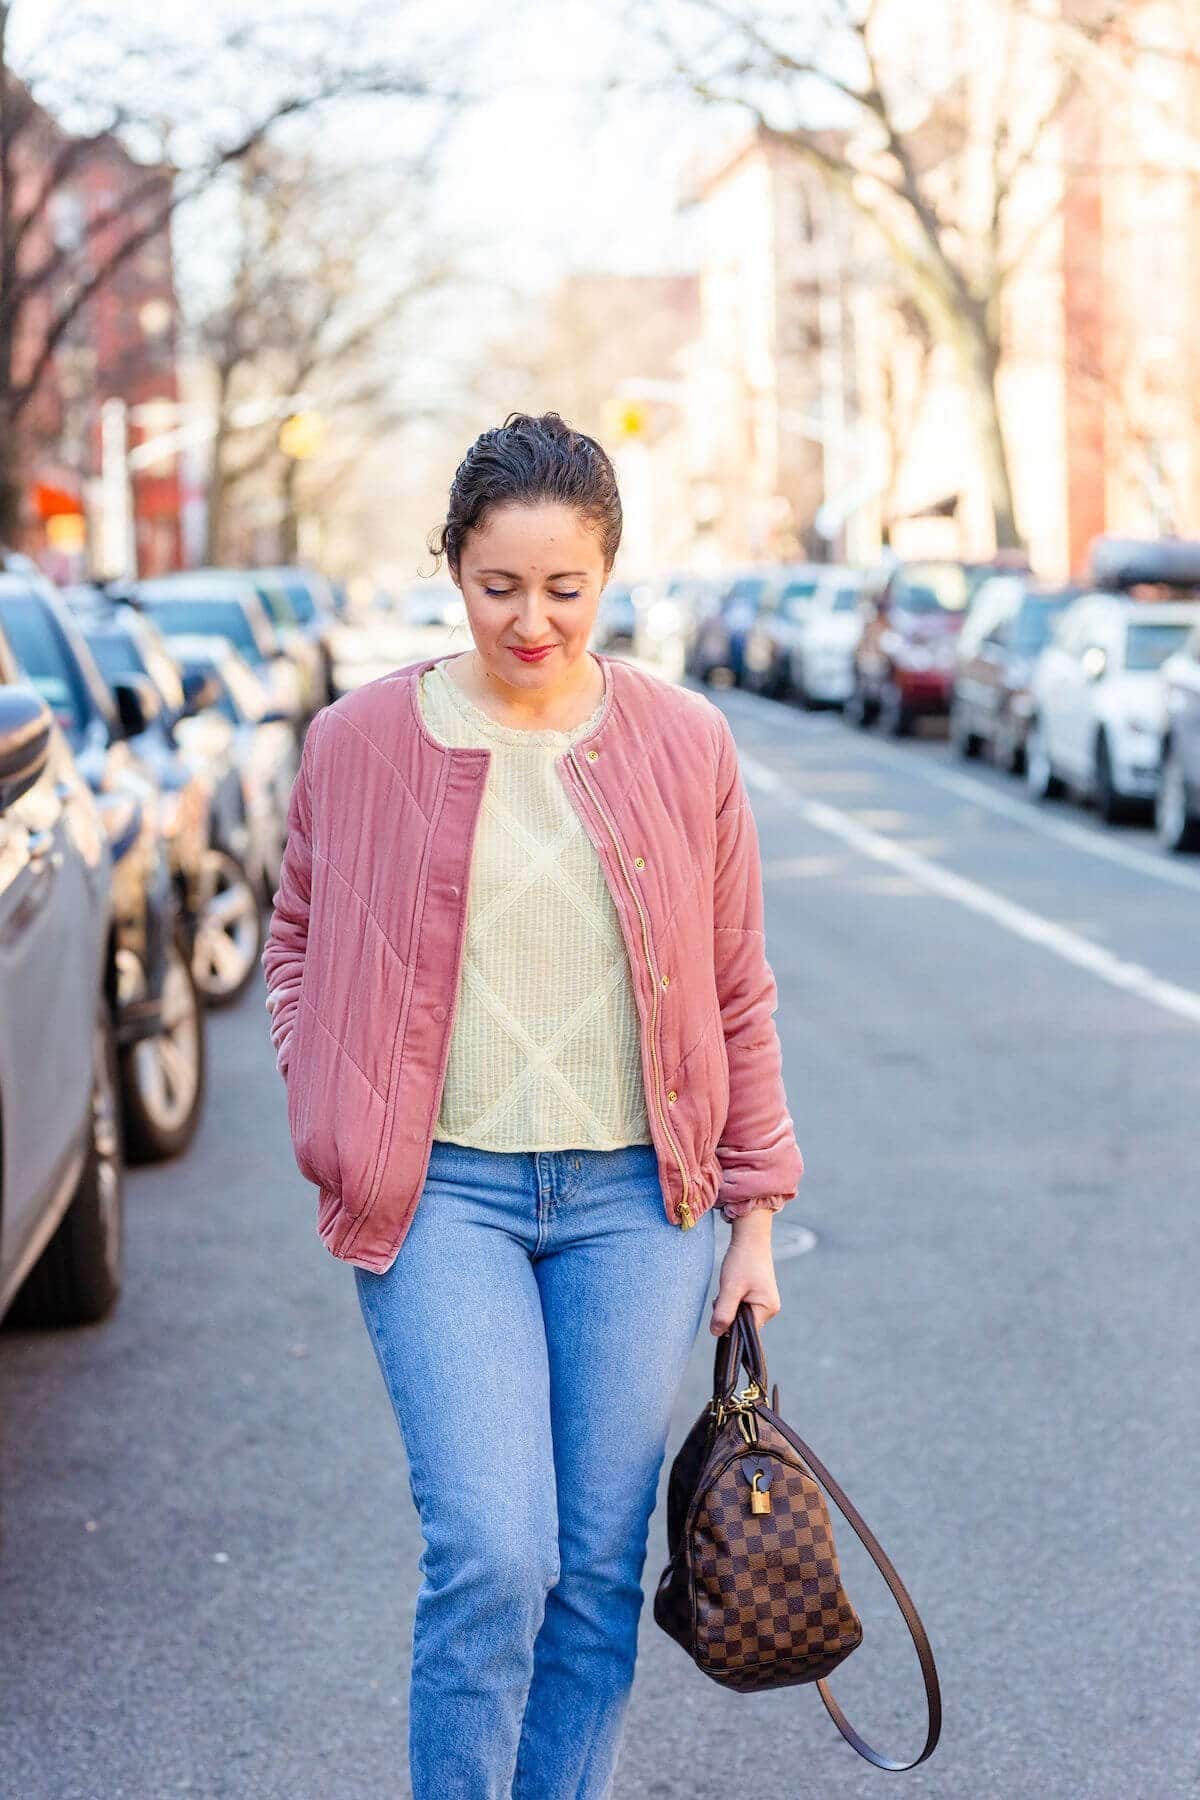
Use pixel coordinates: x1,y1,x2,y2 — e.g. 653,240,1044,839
709,1209,781,1336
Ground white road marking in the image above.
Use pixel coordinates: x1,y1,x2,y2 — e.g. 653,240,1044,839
720,687,1200,897
743,754,1200,1028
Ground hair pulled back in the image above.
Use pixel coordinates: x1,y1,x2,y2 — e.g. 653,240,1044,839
429,411,623,575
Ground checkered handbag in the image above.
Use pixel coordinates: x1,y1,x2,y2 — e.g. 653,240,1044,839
653,1301,941,1772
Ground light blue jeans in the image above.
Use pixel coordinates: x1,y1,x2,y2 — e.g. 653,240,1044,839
354,1138,717,1799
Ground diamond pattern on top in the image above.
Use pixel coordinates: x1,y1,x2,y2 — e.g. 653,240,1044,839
419,661,654,1153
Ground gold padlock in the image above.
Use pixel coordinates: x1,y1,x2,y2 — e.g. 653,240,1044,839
749,1470,772,1515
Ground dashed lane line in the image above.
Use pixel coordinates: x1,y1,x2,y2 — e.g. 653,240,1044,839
742,753,1200,1029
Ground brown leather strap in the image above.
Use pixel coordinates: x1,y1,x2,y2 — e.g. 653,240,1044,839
734,1309,942,1771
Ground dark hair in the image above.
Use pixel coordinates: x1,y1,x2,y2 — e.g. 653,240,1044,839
429,411,623,575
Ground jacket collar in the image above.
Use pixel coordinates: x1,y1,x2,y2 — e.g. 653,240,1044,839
400,650,620,753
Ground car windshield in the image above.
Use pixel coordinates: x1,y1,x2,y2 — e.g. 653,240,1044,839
895,564,970,613
0,594,95,745
253,580,299,628
86,629,146,688
274,577,317,623
140,598,265,664
832,585,861,613
725,577,770,610
1124,621,1194,671
1012,596,1075,654
780,579,818,619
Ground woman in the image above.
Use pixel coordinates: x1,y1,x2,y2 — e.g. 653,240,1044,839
262,411,803,1798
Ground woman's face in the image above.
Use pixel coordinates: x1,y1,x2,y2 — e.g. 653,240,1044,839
452,501,610,686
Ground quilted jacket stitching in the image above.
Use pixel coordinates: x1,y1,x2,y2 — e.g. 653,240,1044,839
339,746,450,1253
326,706,435,830
310,845,410,970
300,994,388,1104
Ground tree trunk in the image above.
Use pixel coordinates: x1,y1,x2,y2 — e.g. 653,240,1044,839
279,455,300,561
950,305,1022,551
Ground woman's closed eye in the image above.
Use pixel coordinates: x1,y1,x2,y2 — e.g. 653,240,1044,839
483,587,581,600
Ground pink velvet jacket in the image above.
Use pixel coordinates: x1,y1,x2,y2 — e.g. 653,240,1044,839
262,652,804,1273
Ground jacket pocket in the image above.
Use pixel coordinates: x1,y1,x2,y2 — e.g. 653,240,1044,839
287,996,388,1217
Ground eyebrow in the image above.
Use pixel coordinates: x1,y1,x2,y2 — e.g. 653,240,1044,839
476,568,591,580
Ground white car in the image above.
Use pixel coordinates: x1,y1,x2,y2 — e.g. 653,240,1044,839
1025,594,1200,821
790,567,866,706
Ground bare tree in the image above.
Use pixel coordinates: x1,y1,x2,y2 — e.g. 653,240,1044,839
630,0,1127,550
0,0,459,540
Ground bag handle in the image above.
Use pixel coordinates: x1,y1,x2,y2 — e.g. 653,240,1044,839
732,1305,942,1772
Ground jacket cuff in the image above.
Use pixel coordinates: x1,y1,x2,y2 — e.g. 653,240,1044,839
720,1193,791,1221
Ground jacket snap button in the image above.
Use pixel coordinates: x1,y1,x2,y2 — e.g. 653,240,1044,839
667,1089,677,1103
585,748,598,761
449,885,460,898
634,856,645,869
433,1004,447,1021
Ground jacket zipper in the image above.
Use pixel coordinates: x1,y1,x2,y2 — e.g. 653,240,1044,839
567,747,695,1229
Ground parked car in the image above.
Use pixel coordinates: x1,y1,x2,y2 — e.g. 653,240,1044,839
253,564,340,703
949,577,1080,770
164,633,300,906
240,569,327,720
633,571,720,675
592,581,638,651
687,567,779,686
790,567,867,708
126,572,306,739
847,558,971,734
1025,592,1200,820
0,679,125,1327
400,580,464,628
0,575,209,1159
1157,619,1200,852
68,595,266,1008
741,563,828,698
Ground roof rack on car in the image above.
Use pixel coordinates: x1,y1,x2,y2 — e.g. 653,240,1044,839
1089,535,1200,593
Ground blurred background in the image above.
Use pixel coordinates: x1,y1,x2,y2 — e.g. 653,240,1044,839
2,3,1198,1796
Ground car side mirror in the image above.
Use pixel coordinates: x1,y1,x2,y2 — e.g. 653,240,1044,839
111,672,161,738
0,686,52,813
180,668,221,715
1081,644,1107,681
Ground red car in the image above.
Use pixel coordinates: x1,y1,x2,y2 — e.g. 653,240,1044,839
846,559,972,735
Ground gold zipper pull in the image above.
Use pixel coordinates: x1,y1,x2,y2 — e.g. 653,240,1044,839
677,1198,695,1230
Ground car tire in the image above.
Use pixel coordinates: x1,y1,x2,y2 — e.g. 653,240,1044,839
191,847,264,1009
878,680,911,737
949,694,982,759
8,996,124,1328
1154,742,1200,852
120,926,207,1163
1025,715,1063,800
1094,732,1132,825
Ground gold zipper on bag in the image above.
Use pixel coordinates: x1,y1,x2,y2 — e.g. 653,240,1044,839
568,747,695,1229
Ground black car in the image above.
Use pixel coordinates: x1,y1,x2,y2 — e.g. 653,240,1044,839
950,577,1081,770
0,573,205,1163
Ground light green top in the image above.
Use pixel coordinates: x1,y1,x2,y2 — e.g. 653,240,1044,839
417,657,653,1152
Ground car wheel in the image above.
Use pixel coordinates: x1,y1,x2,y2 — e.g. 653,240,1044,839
191,846,264,1009
120,926,207,1163
949,695,982,759
1154,742,1200,853
1094,732,1131,825
1025,715,1063,800
878,680,911,737
8,996,124,1327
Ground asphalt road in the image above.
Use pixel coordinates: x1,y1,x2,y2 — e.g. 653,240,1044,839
2,643,1197,1799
